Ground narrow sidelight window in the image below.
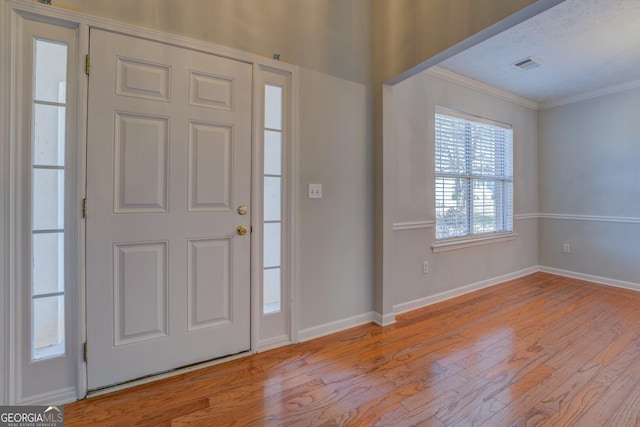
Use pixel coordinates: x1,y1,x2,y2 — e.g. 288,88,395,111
31,39,68,360
263,84,283,314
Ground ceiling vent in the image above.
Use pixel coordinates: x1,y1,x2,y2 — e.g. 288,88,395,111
511,57,542,71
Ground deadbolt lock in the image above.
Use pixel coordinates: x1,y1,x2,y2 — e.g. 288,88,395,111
238,205,248,215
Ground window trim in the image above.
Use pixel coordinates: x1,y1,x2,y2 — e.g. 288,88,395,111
431,231,518,253
434,106,514,246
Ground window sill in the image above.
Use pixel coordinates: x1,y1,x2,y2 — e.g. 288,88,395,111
431,232,518,253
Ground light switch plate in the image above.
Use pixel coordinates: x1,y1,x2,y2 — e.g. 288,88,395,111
308,183,322,199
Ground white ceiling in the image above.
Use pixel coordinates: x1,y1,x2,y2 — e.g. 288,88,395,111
437,0,640,107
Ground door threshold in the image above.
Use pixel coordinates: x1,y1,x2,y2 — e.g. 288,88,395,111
85,350,252,399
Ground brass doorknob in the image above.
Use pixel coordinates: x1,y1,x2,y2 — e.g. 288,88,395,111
237,225,248,236
238,205,248,215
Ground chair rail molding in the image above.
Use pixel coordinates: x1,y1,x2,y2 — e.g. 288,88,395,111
539,213,640,224
392,220,435,231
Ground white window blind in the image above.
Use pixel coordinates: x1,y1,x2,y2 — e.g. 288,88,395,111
435,108,513,240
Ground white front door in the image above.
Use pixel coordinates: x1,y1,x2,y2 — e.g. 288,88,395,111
86,29,252,390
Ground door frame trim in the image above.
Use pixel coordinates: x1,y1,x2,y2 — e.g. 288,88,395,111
1,0,299,403
0,0,12,405
252,65,300,352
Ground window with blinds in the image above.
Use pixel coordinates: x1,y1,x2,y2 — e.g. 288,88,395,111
435,107,513,241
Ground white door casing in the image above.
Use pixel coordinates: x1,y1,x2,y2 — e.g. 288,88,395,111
86,29,252,390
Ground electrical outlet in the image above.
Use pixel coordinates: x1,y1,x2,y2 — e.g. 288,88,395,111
422,261,429,274
563,243,571,253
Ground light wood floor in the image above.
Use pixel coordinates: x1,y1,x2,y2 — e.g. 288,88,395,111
65,272,640,426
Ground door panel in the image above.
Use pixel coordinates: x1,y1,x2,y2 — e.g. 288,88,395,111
189,122,232,211
114,113,169,212
86,29,252,390
114,242,168,345
187,238,232,331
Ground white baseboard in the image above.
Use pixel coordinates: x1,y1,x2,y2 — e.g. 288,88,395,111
373,311,397,327
257,335,292,353
539,266,640,293
16,386,77,406
393,266,539,315
298,312,376,342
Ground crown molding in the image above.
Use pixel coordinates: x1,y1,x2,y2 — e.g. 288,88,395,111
425,66,640,112
540,78,640,110
424,66,540,110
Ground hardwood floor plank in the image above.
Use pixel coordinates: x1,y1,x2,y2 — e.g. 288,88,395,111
510,407,550,426
376,391,458,426
602,379,640,427
436,383,505,426
534,363,601,416
540,380,607,426
64,273,640,426
66,396,210,427
590,334,640,386
574,375,640,427
474,342,555,403
482,325,614,427
493,363,555,406
544,316,620,371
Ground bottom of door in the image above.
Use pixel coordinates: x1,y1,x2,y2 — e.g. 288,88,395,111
87,349,252,396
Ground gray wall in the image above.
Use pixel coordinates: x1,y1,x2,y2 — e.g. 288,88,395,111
538,88,640,283
389,71,539,308
60,0,373,86
299,69,373,329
